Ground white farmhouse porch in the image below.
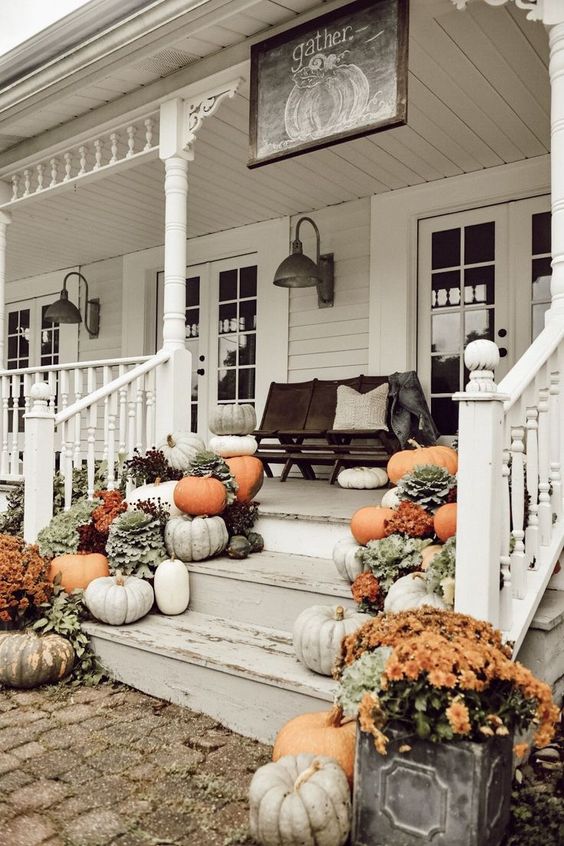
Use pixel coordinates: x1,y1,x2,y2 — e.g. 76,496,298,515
0,0,563,736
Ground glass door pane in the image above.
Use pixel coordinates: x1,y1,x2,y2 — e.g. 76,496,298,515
216,263,257,409
531,211,551,339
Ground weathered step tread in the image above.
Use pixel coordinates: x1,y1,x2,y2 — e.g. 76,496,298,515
187,550,351,598
84,611,335,702
256,477,384,522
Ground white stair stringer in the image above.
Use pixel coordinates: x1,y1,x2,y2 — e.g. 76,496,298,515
84,611,335,744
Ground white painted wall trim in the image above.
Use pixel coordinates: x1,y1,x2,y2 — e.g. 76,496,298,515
369,155,551,376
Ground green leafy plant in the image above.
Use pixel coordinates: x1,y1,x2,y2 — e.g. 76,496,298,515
359,533,431,592
37,499,99,559
397,464,457,509
33,584,105,685
0,483,24,537
106,510,166,578
425,536,456,605
188,450,238,504
337,648,392,717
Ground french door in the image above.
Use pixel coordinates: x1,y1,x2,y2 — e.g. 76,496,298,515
157,254,258,439
418,196,551,435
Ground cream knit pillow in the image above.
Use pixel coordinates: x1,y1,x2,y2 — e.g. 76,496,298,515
333,384,389,431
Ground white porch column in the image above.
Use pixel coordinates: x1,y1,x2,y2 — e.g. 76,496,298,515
548,19,564,322
0,207,11,368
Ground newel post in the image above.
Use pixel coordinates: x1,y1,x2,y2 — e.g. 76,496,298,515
453,340,508,627
23,382,55,543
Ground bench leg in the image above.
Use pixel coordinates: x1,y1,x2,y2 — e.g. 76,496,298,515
280,459,293,482
329,459,343,485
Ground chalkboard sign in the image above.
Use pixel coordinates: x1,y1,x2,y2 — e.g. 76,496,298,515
248,0,408,168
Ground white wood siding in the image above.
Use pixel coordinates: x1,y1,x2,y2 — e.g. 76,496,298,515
288,198,370,382
77,256,123,362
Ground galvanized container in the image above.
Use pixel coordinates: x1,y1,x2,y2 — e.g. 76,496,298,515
352,728,513,846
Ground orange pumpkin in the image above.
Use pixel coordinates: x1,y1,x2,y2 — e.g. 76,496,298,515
173,476,227,516
434,503,457,542
48,553,109,592
420,544,443,571
225,456,264,504
350,506,395,545
273,707,356,787
387,440,458,484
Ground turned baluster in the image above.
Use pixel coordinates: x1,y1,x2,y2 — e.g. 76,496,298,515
499,449,513,631
78,146,87,176
49,158,58,188
135,376,144,451
93,139,103,170
86,368,97,498
126,125,136,157
73,368,83,467
525,406,540,568
60,370,70,413
23,170,31,197
118,365,127,456
60,420,74,510
11,175,18,201
47,371,57,416
537,387,552,545
510,426,527,599
63,152,72,182
23,374,32,418
549,371,562,521
127,380,136,459
109,132,119,164
102,365,111,463
144,118,154,151
35,163,44,192
1,375,9,474
10,374,20,475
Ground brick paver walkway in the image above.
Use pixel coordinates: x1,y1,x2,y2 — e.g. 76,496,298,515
0,683,269,846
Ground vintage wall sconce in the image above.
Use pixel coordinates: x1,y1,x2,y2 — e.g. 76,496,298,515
273,216,335,308
45,271,100,338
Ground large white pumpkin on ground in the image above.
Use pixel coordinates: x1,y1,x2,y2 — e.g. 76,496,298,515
337,466,388,490
383,572,448,614
249,754,351,846
208,435,258,457
154,558,190,615
332,537,365,583
157,432,205,471
209,403,257,435
164,514,228,562
84,574,154,625
126,479,182,517
293,605,368,676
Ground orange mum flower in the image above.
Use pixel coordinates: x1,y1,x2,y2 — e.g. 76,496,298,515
446,698,471,735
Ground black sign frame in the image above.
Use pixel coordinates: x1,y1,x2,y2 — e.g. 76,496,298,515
248,0,409,169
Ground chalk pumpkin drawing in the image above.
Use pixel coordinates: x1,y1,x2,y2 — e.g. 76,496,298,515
284,53,371,141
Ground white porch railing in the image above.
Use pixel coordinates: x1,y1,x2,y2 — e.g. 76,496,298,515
454,327,564,654
0,356,152,480
22,349,172,541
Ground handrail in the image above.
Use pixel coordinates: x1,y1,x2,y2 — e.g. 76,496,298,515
0,354,151,378
499,321,564,412
54,348,170,426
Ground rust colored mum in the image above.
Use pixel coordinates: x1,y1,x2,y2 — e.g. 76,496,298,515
92,490,127,533
384,501,435,539
351,572,383,615
76,522,108,555
0,535,52,624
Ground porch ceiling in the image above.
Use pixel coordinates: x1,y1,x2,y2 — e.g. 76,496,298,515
5,0,550,282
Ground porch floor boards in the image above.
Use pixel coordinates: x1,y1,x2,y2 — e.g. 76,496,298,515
257,477,385,522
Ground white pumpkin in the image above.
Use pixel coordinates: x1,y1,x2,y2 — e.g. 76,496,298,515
332,537,366,583
208,435,258,458
164,514,228,562
209,404,257,436
381,486,401,508
154,558,190,615
84,574,154,625
157,432,205,471
293,605,368,676
126,479,182,518
383,572,448,614
337,466,388,490
249,754,351,846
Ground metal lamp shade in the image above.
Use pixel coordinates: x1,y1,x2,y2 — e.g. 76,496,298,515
273,247,322,289
44,289,82,324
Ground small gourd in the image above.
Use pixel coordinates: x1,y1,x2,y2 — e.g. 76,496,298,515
332,537,365,583
208,435,258,458
0,631,75,689
337,466,388,490
209,404,257,436
157,432,205,471
249,754,351,846
127,479,182,518
293,604,368,676
164,514,228,562
226,535,252,559
246,531,264,553
84,573,154,625
154,558,190,615
383,572,448,614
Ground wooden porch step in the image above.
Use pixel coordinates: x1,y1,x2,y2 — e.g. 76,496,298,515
84,610,335,743
187,550,354,630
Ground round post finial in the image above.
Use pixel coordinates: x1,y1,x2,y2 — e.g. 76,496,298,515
30,381,53,407
464,339,500,393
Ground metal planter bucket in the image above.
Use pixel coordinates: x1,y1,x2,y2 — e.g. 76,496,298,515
352,728,513,846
